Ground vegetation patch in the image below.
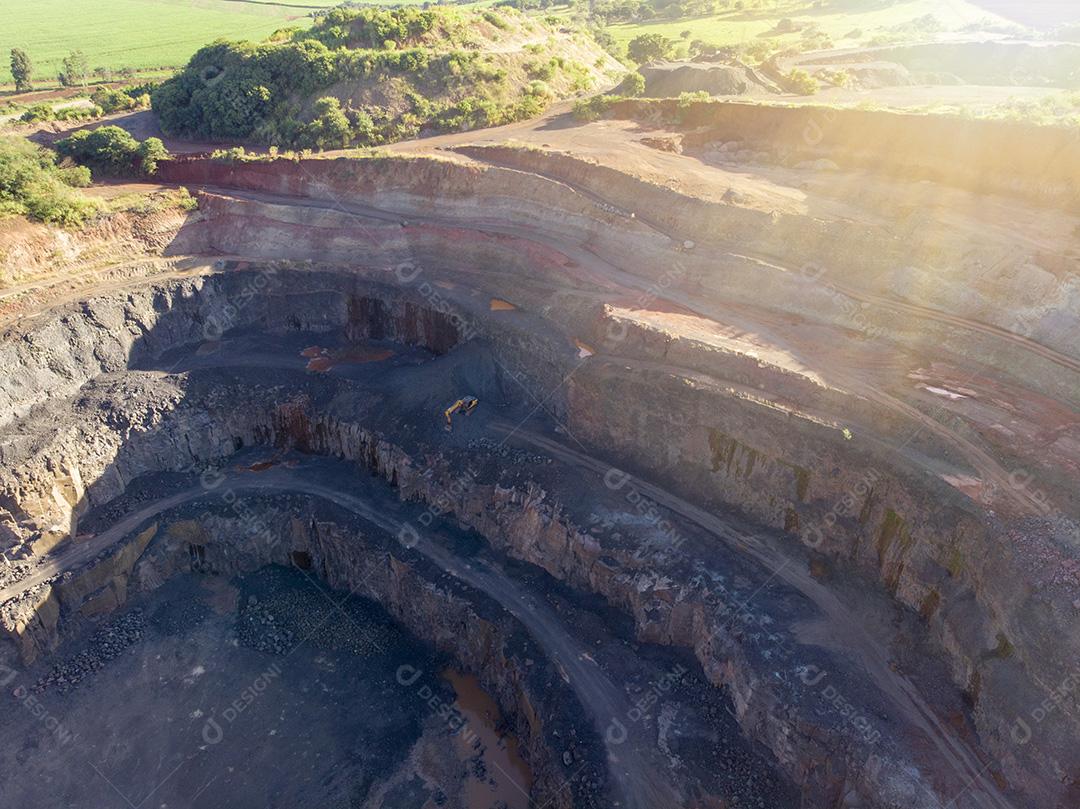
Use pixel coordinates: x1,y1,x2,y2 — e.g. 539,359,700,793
14,84,154,127
0,136,97,226
598,0,1010,60
19,103,103,125
56,126,168,177
152,7,619,149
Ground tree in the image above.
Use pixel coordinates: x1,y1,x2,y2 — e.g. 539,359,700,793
59,50,89,87
0,135,97,226
10,48,32,92
627,34,673,65
136,137,168,175
302,97,351,150
54,125,167,175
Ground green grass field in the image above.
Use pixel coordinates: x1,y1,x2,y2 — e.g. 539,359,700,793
604,0,1013,49
1,0,1017,89
1,0,346,85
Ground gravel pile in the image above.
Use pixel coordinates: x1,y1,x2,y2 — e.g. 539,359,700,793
467,437,548,466
32,610,145,694
236,570,393,658
236,601,296,655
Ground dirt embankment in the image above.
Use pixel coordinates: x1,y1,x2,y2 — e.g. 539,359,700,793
795,41,1080,87
609,98,1080,211
0,204,196,291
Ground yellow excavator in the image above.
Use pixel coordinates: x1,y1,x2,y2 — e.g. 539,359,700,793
444,396,479,431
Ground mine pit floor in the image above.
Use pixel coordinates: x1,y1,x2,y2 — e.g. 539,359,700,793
0,567,474,809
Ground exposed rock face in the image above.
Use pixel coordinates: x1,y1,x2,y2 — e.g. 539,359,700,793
3,136,1079,808
1,256,1078,807
453,143,1080,366
141,158,1080,785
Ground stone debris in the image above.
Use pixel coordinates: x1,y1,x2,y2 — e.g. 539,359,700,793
468,437,548,467
32,610,145,694
236,571,391,658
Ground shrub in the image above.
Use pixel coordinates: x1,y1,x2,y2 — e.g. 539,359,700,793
526,58,557,81
482,11,509,30
784,68,819,96
820,69,852,88
618,72,646,96
527,80,553,100
572,94,618,121
56,126,168,176
90,88,140,114
210,146,250,162
137,137,168,175
350,108,377,145
677,90,710,106
20,102,102,123
19,103,54,123
301,97,352,150
0,136,99,226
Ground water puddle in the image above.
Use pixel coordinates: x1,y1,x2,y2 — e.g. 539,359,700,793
301,344,394,372
441,668,532,809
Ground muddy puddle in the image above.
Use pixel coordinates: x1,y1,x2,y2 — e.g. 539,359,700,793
442,668,533,809
301,344,394,371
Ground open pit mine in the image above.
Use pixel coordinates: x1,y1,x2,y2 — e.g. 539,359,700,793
1,102,1078,809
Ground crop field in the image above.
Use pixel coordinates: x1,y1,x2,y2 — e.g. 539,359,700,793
4,0,1014,89
1,0,345,84
603,0,1014,49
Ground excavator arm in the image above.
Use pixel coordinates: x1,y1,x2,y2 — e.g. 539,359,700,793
444,396,479,431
